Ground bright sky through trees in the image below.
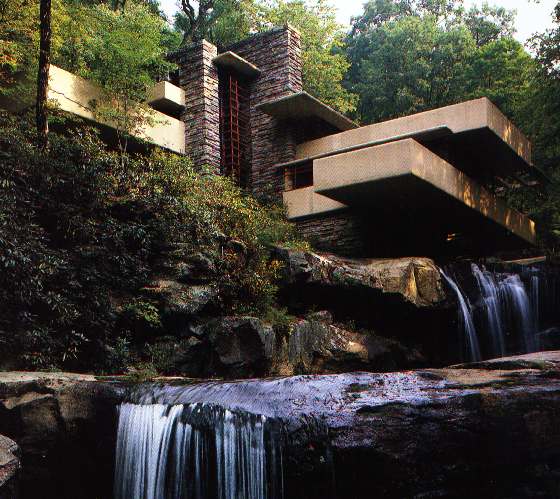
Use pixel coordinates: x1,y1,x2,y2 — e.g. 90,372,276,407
159,0,557,43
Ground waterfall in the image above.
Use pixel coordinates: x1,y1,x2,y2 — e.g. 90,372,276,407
471,264,506,357
499,274,538,353
114,402,283,499
530,273,540,332
441,263,550,362
440,269,481,362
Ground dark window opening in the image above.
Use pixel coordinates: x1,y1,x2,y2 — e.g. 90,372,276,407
284,161,313,191
219,70,250,187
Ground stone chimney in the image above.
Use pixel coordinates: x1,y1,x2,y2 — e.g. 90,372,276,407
172,40,221,173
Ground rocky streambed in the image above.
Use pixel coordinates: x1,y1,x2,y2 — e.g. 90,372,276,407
2,352,560,498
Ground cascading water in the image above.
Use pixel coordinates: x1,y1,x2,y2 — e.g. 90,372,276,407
440,268,481,362
440,263,560,362
114,400,284,499
471,264,506,357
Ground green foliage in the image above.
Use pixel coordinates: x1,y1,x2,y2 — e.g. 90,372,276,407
120,299,163,337
104,336,134,373
76,4,176,156
126,362,159,382
259,0,358,114
0,0,70,104
0,111,304,371
463,3,515,47
347,14,475,122
262,306,294,332
144,337,180,374
462,37,535,117
174,0,256,47
344,0,521,123
531,2,560,80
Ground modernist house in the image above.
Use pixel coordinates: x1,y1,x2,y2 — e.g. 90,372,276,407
29,26,540,258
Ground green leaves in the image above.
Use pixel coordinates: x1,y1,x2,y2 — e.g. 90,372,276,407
0,110,305,371
344,0,528,124
259,0,358,114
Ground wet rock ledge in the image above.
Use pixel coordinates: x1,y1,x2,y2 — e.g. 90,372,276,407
1,352,560,498
0,373,122,499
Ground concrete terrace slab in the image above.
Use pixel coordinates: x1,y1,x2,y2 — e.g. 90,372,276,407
257,92,357,132
148,80,185,117
213,51,261,79
313,139,536,247
283,186,347,219
296,98,533,180
48,65,186,154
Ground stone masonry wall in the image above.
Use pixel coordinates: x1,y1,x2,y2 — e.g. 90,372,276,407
172,41,221,173
226,26,303,200
295,210,369,257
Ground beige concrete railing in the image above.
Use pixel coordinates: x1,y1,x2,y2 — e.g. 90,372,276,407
47,65,186,154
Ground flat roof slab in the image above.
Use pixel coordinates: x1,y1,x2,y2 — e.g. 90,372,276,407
148,81,185,116
313,139,536,247
213,51,261,79
283,186,347,219
257,92,357,132
297,98,533,178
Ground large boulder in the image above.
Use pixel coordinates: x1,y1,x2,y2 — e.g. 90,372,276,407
287,318,425,374
204,317,277,377
180,316,424,378
0,373,122,499
0,435,19,499
275,248,446,308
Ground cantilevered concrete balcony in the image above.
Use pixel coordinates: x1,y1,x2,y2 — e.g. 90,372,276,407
293,98,541,185
148,80,186,117
47,65,186,154
282,98,538,254
284,138,536,253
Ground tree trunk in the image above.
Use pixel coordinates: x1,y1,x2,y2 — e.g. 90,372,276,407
36,0,52,149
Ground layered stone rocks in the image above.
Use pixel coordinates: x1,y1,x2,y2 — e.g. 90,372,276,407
182,315,424,378
145,351,560,499
3,352,560,498
276,248,446,307
0,435,19,499
0,373,122,499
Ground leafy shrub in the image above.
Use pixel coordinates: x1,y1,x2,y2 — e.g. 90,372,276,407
126,362,159,383
0,111,306,372
120,299,163,339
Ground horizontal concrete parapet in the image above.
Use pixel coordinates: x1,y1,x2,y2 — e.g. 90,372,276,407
148,80,185,116
296,98,532,170
283,186,347,219
47,65,186,154
313,139,536,246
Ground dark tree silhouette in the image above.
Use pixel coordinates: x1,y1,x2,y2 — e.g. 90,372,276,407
180,0,215,44
36,0,52,149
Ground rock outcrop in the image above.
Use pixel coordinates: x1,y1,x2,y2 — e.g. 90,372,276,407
274,249,454,362
275,248,447,308
0,373,122,499
0,435,19,499
175,315,425,377
2,352,560,498
287,317,424,374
